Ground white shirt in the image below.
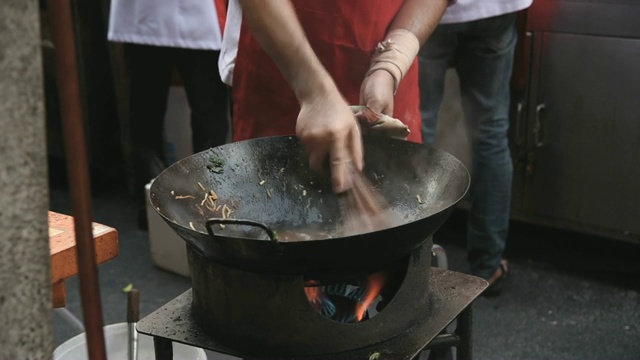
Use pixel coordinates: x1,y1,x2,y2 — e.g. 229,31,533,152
441,0,533,24
108,0,222,50
218,0,242,85
217,0,534,85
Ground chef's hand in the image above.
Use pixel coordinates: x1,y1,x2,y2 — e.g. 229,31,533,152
296,91,364,193
359,69,396,116
238,0,368,193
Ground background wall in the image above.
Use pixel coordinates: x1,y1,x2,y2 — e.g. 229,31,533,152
0,1,54,358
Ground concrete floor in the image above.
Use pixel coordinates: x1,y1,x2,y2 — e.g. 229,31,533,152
50,182,640,360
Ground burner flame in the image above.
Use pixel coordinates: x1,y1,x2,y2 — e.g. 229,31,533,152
304,270,387,323
304,280,324,313
354,271,387,321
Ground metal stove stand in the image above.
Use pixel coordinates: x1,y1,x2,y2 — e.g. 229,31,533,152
137,268,487,360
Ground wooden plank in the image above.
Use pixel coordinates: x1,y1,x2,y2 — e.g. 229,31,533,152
52,281,67,308
49,211,119,307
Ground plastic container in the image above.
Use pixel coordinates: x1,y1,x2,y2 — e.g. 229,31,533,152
146,182,191,277
54,322,207,360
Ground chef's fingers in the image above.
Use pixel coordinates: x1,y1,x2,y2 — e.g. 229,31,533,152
366,96,394,118
350,123,364,171
308,145,327,173
360,70,395,116
330,136,354,193
366,97,392,117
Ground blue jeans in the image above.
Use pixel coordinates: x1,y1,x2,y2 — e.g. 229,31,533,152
419,13,517,279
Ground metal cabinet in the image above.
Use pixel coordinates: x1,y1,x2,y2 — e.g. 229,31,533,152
433,0,640,244
511,0,640,243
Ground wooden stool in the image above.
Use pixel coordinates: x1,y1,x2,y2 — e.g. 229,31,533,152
49,211,119,308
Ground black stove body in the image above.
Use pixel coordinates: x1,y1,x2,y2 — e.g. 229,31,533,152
188,237,433,357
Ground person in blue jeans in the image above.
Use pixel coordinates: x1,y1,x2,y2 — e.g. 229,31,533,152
419,0,532,296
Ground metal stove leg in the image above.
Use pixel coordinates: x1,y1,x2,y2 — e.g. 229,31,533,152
153,336,173,360
422,303,474,360
455,305,473,360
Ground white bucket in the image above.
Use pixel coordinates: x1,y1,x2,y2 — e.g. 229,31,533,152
54,323,207,360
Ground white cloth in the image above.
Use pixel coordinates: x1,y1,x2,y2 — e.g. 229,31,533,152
441,0,533,24
218,0,242,86
108,0,222,50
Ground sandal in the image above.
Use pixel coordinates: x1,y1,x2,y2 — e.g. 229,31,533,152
481,259,508,298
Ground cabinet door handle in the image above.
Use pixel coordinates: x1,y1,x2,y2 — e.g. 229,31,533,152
515,102,525,146
533,104,546,147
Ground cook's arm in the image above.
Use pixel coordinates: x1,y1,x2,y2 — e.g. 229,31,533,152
238,0,334,105
360,0,450,115
238,0,363,193
391,0,450,46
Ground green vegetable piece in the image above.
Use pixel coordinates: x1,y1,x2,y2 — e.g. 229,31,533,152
207,156,225,174
207,165,224,174
209,156,225,166
122,283,133,292
369,352,381,360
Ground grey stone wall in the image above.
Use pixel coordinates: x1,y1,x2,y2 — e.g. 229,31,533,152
0,1,54,359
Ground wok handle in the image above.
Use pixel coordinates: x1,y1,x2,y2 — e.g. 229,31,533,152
205,218,278,242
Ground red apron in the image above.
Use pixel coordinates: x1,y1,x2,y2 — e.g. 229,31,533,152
213,0,227,34
231,0,422,143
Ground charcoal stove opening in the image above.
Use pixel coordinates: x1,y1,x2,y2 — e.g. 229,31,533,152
302,256,408,323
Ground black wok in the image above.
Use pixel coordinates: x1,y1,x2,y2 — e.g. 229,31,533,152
149,135,469,275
